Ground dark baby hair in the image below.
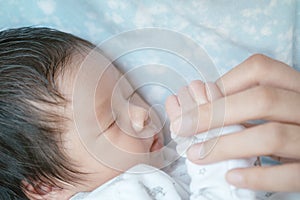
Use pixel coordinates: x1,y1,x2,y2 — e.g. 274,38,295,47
0,27,95,200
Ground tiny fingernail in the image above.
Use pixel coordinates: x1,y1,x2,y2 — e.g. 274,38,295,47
227,171,244,185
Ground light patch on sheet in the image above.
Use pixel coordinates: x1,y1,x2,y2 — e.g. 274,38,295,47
37,0,56,15
145,65,168,75
147,85,168,102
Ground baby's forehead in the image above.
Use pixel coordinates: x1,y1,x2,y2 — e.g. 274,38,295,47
58,50,105,89
61,51,123,132
58,50,119,106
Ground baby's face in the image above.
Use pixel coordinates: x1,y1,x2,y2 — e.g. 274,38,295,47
60,51,164,196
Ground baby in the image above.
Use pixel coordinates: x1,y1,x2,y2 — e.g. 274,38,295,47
0,27,164,200
70,82,257,200
0,27,256,200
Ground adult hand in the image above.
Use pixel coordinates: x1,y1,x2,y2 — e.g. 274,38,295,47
166,54,300,192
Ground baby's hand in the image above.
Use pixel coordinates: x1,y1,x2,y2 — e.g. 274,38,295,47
165,80,222,136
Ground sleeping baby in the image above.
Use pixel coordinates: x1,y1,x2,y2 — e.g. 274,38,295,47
70,80,257,200
0,27,257,200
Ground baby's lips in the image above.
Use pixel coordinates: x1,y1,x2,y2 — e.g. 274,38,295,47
150,135,163,152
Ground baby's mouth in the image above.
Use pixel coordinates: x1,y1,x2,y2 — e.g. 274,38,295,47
150,134,163,152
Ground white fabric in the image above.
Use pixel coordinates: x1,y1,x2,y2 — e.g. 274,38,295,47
184,125,256,200
70,164,189,200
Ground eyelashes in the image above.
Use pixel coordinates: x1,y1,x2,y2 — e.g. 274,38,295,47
106,112,120,131
107,120,116,130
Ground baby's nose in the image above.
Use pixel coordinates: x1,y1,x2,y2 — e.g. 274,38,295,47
129,104,149,132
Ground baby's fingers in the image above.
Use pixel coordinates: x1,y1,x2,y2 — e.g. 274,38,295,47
226,163,300,192
166,81,207,133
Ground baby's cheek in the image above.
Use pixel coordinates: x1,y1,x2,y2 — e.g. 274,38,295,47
107,131,148,153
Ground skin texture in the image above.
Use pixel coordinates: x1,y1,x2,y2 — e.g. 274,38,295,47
166,54,300,192
26,51,164,200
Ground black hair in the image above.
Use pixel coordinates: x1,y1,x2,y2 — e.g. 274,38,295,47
0,27,95,199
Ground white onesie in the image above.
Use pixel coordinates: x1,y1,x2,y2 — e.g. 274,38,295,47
70,163,190,200
182,125,256,200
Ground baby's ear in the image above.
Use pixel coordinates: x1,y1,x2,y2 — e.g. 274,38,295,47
22,180,71,200
22,180,51,200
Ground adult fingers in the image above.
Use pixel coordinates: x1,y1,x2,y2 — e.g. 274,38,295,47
216,54,300,96
171,85,300,136
226,163,300,192
221,86,300,127
187,122,300,164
